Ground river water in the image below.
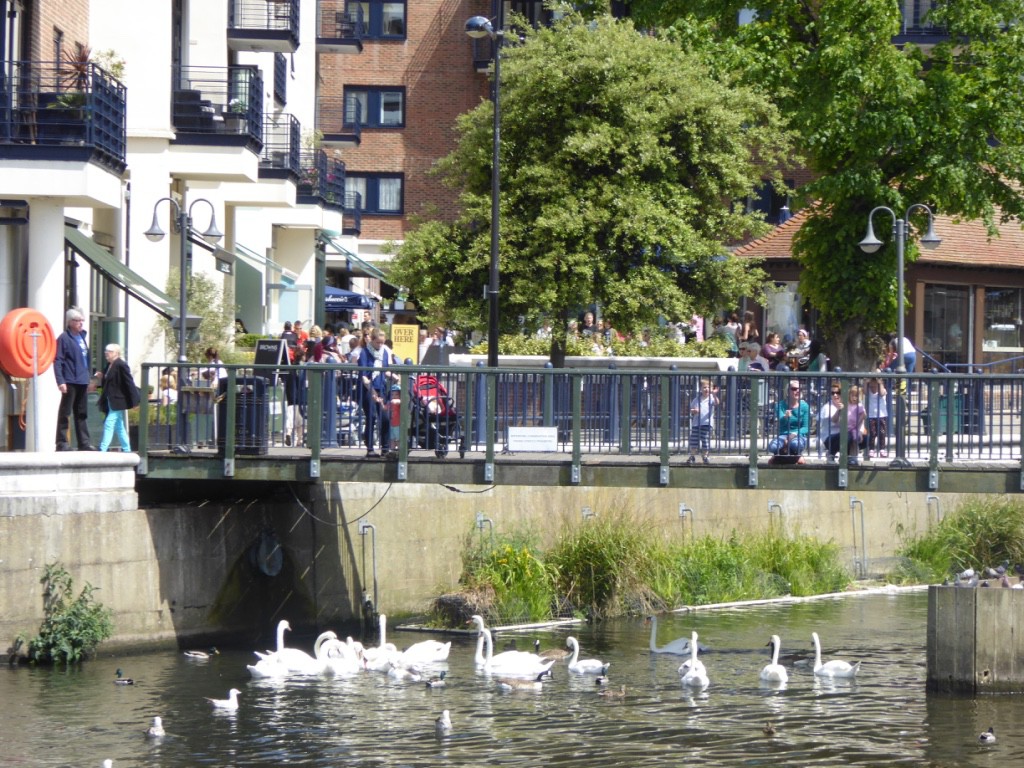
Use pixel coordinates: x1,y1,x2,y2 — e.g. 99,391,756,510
1,589,1021,767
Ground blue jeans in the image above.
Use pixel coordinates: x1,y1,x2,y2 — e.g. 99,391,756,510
99,409,130,452
768,434,807,456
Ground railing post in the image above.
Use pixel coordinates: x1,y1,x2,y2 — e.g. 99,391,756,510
928,378,940,489
474,361,487,446
484,368,496,482
669,365,681,446
571,372,582,484
137,365,150,474
306,367,322,478
542,362,554,427
659,372,670,485
747,370,759,487
725,366,739,441
222,367,237,477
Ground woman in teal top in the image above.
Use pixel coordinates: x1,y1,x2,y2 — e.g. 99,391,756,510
769,379,810,462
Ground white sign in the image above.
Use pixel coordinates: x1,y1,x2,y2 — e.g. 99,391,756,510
507,426,559,452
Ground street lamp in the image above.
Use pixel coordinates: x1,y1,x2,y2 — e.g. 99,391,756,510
465,14,503,368
145,197,223,451
858,203,941,467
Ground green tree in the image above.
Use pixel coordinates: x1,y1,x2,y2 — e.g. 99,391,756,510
628,0,1024,368
159,269,237,361
389,12,789,365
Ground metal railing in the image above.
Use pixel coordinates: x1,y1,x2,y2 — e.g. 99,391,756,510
317,2,365,38
296,149,344,207
172,65,264,144
138,363,1024,479
229,0,300,35
259,114,301,175
0,59,126,171
343,190,362,235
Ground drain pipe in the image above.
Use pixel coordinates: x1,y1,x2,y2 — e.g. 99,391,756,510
678,502,693,538
926,494,942,527
358,521,378,617
582,506,595,520
767,499,782,529
476,511,494,548
849,497,867,579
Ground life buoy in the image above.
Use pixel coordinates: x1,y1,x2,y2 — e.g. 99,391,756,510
0,308,56,378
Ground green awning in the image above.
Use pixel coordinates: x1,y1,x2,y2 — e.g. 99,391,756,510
318,230,397,287
65,226,176,319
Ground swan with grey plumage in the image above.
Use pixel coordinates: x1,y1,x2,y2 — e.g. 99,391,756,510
647,615,707,655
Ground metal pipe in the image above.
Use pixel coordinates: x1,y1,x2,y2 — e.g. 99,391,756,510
926,494,942,526
768,500,782,528
476,511,494,547
679,502,693,538
358,521,378,613
582,506,595,520
849,497,867,578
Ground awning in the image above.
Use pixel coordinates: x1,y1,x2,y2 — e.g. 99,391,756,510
65,226,177,319
325,285,376,312
318,231,398,287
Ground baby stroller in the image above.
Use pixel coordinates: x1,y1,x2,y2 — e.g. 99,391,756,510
409,374,463,458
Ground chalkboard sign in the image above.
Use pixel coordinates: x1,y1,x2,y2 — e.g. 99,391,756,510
254,338,289,366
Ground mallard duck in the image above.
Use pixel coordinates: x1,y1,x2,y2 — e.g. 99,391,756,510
205,688,241,711
114,668,134,685
979,726,996,744
425,671,447,688
145,716,165,738
598,684,627,699
763,722,776,737
183,647,219,660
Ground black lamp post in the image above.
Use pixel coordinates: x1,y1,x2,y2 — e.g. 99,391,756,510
858,203,941,466
465,13,503,368
145,197,223,450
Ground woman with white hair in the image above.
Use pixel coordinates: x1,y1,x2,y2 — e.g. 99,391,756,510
97,343,139,452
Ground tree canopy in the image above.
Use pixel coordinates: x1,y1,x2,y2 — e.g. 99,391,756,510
388,13,789,363
627,0,1024,367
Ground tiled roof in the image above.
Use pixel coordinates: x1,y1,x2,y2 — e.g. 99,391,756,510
733,209,1024,269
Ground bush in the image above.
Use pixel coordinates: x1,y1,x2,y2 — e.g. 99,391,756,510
479,331,732,359
459,532,557,624
25,563,113,665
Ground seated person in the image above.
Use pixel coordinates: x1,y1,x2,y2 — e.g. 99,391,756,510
768,380,810,463
826,384,867,465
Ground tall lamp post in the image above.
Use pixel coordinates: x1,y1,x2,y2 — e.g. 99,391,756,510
145,197,223,451
858,203,941,467
465,13,503,368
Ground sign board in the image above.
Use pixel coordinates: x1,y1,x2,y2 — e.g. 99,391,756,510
507,426,559,452
254,338,289,366
390,324,420,364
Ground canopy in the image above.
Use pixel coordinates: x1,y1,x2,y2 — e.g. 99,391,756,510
325,285,375,312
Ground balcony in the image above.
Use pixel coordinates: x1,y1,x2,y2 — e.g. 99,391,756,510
296,149,345,210
228,0,299,52
258,114,301,181
0,59,126,173
316,1,364,53
893,0,946,48
471,37,496,73
320,95,361,149
172,65,263,153
343,191,361,236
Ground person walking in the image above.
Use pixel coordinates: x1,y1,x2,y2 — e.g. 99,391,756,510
54,307,98,451
97,344,139,452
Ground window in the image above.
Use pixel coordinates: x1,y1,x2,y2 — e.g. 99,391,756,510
344,87,405,128
746,179,794,225
923,284,971,366
345,174,404,214
983,288,1023,352
348,1,406,39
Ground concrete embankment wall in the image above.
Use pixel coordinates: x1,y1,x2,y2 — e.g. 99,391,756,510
0,457,982,653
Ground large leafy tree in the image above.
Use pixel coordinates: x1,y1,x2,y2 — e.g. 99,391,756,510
389,13,789,365
628,0,1024,368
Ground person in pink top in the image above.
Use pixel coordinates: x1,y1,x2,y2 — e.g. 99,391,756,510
826,385,867,465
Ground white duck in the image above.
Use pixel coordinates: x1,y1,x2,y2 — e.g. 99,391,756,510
566,636,609,675
679,631,710,689
647,615,700,655
478,628,556,678
811,632,860,678
399,637,452,665
760,635,789,683
205,688,241,711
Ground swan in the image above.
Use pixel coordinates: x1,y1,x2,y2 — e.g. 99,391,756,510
205,688,241,710
472,625,546,668
435,709,452,735
979,726,996,744
760,635,788,683
478,628,556,677
399,638,452,664
387,659,423,681
319,638,362,676
679,631,710,688
566,636,610,675
361,614,399,665
811,632,860,678
497,672,549,691
647,615,706,655
247,654,289,679
145,716,165,738
534,638,571,661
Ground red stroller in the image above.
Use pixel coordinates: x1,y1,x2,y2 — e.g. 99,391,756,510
409,375,463,458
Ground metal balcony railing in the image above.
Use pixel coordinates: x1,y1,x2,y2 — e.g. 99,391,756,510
172,65,263,146
259,114,301,177
317,1,365,39
0,59,126,171
228,0,300,50
320,96,361,145
343,191,362,235
296,148,344,206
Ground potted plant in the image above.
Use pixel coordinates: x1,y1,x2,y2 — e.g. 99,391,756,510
225,97,247,132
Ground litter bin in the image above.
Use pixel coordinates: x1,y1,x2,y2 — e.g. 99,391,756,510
217,376,269,455
930,393,963,436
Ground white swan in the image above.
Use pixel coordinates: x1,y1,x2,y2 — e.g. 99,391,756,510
470,616,546,668
647,615,696,655
760,635,788,683
145,716,165,738
679,631,710,688
319,638,362,676
400,638,452,664
478,628,556,677
205,688,241,710
811,632,860,678
362,614,399,666
566,636,609,675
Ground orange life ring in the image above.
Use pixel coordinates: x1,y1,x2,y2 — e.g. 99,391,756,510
0,308,57,378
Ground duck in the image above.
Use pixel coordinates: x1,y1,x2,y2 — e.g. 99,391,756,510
477,628,555,678
978,726,996,744
647,615,707,655
598,684,627,699
145,716,165,738
534,638,572,662
399,637,452,665
205,688,241,711
497,672,549,691
183,647,219,660
113,668,134,685
763,722,776,737
811,632,860,678
679,631,710,689
425,671,447,688
595,675,610,686
566,636,609,675
760,635,789,683
435,709,452,735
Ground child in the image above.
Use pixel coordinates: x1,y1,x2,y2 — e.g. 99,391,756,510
865,377,888,458
687,379,719,465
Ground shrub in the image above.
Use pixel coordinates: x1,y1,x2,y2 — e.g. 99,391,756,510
25,563,113,665
459,532,557,624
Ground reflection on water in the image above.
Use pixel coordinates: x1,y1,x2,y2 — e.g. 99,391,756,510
2,590,1023,767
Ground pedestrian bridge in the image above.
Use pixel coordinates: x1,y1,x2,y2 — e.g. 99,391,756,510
136,361,1023,494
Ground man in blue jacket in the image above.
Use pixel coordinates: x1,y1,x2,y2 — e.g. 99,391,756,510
54,308,97,451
